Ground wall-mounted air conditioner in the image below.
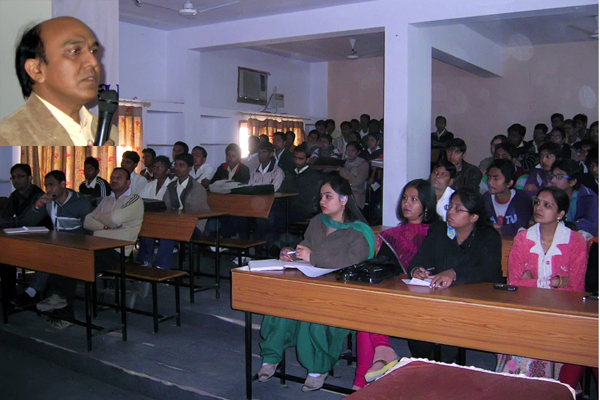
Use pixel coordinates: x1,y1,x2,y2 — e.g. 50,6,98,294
237,67,268,105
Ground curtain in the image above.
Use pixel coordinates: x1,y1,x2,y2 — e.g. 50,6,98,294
247,118,306,145
21,104,144,189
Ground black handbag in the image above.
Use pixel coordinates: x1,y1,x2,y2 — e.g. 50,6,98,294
337,255,403,284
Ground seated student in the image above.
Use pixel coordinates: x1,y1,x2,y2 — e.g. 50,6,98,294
258,176,374,392
523,142,563,197
408,188,502,363
549,127,572,160
39,168,143,330
360,133,383,161
334,121,352,157
483,159,532,237
549,159,598,236
430,160,456,221
272,131,296,174
243,135,261,172
497,187,587,387
445,138,482,192
507,123,536,170
572,113,588,144
190,146,215,189
309,133,342,161
285,130,296,153
339,141,369,210
478,134,508,173
347,131,361,145
551,113,564,130
0,164,48,303
489,143,529,190
571,139,594,173
589,121,598,143
325,118,341,144
155,153,210,268
121,151,147,195
210,143,250,185
249,142,284,191
431,115,454,148
304,129,320,157
137,156,174,268
529,123,549,155
354,179,438,389
13,171,92,324
579,145,598,195
140,148,156,180
172,141,189,161
78,156,111,202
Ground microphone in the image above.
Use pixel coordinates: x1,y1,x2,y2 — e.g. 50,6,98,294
94,89,119,146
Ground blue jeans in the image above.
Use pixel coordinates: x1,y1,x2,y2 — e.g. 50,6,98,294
137,237,175,269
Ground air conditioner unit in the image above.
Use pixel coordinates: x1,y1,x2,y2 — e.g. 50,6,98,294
238,67,268,105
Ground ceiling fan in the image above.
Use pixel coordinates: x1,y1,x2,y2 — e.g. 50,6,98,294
132,0,240,19
567,16,598,40
347,38,359,59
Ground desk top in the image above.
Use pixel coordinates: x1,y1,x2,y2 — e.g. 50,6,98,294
145,209,228,219
274,192,298,199
0,230,134,251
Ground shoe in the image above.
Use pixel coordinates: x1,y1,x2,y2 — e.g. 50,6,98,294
141,261,152,267
48,319,74,331
233,257,251,266
139,282,151,298
301,373,328,392
364,359,398,383
36,294,67,312
10,292,37,309
257,363,278,382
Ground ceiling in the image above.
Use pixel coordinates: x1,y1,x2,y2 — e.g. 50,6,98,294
119,0,598,63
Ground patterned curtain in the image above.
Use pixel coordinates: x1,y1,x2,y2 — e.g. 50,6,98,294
21,104,144,189
247,118,305,145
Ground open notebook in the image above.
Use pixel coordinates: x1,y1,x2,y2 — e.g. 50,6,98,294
3,226,50,234
247,259,344,278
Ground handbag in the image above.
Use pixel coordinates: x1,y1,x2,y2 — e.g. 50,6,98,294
337,255,403,284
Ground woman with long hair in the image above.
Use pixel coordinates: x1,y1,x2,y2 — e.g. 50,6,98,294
353,179,439,389
257,176,374,392
339,141,369,210
496,187,588,386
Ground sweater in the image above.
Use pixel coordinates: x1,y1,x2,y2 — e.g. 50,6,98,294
21,189,92,234
279,167,323,221
483,189,532,237
210,163,250,184
507,223,587,292
0,185,46,228
451,161,483,192
339,157,369,208
250,159,285,191
78,176,111,199
164,178,210,231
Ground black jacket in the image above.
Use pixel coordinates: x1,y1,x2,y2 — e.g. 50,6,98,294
0,184,47,228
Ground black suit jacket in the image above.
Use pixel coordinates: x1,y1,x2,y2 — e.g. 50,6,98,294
276,150,296,174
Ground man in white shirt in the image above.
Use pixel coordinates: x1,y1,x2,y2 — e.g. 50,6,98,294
430,160,456,221
0,17,117,146
250,142,285,191
121,151,147,195
190,146,215,189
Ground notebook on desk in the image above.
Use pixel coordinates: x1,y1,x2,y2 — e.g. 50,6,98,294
3,226,49,234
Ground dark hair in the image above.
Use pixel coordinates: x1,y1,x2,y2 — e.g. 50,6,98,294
360,114,371,122
192,146,207,158
315,120,326,129
507,123,526,137
590,121,598,131
445,138,467,153
488,159,515,186
122,151,140,164
308,129,319,138
551,113,564,123
351,118,359,125
142,148,156,158
585,145,598,166
272,131,286,142
432,160,457,179
347,132,361,142
490,134,508,145
346,141,363,153
225,143,241,157
450,188,492,228
572,139,594,151
175,153,194,167
285,131,295,140
153,155,171,170
320,176,366,223
573,113,588,127
435,115,447,124
294,143,308,157
539,142,563,159
84,156,99,170
551,159,582,190
320,134,333,144
325,119,335,127
173,141,189,154
494,142,517,159
45,170,66,183
10,163,32,176
396,179,439,224
563,118,573,127
534,123,549,134
340,121,351,129
258,141,275,152
259,134,269,143
536,187,571,224
111,167,131,180
15,22,47,98
550,127,565,139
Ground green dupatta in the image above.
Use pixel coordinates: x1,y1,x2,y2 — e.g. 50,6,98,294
319,213,375,259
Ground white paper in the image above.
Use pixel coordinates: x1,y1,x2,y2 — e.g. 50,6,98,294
3,226,49,234
247,259,342,278
402,278,432,287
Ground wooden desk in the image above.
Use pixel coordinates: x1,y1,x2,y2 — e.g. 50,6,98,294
0,231,133,351
231,268,598,399
207,193,273,219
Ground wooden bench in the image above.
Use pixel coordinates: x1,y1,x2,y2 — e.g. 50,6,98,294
104,263,188,333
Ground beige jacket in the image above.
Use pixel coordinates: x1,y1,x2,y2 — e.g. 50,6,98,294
0,95,118,146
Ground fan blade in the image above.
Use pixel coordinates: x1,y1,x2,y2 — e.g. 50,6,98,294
140,1,180,12
568,25,594,36
197,0,240,13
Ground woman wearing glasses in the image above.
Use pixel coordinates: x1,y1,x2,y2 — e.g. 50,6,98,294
549,159,598,236
496,186,587,387
407,187,503,362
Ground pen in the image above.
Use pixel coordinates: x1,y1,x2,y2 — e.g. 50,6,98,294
280,250,296,257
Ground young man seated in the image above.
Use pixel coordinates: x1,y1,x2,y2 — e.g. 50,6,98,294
478,134,508,174
430,160,456,221
37,168,143,330
506,123,536,170
549,127,572,160
250,141,285,191
138,156,173,200
12,170,92,327
140,148,156,180
190,146,215,189
272,131,296,173
445,138,482,192
523,142,563,197
78,156,111,203
210,143,250,185
121,151,148,195
478,143,529,191
431,115,454,148
483,159,532,237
